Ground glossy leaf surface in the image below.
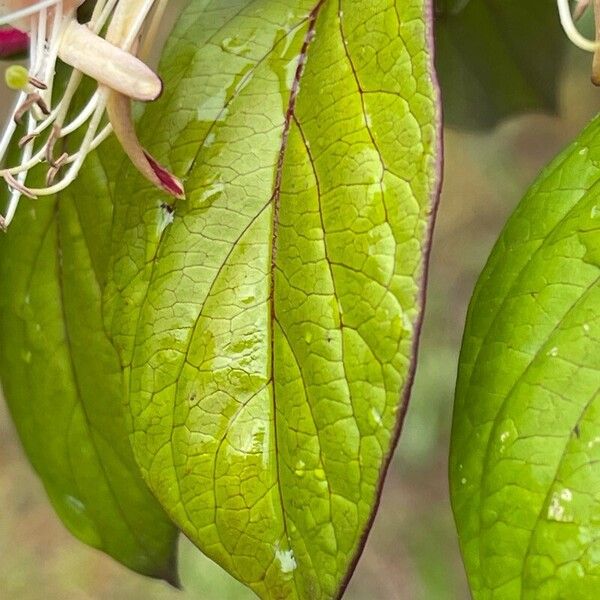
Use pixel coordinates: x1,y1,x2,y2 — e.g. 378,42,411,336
451,117,600,597
104,0,441,597
0,141,179,582
435,0,565,129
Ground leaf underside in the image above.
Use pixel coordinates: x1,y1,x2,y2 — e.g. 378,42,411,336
450,116,600,598
0,133,179,582
435,0,565,129
103,0,441,597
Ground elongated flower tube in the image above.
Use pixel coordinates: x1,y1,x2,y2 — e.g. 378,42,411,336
0,0,183,230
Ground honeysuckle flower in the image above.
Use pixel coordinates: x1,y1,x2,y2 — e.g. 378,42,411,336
0,0,183,230
557,0,600,84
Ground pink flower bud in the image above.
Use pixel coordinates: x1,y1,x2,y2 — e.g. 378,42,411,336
0,26,28,58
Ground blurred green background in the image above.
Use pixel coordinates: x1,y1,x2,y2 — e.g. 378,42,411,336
1,25,599,600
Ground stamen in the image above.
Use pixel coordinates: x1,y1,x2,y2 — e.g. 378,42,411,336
93,0,119,29
45,124,60,166
557,0,600,51
6,111,40,223
13,93,49,123
18,132,36,147
4,171,36,198
574,0,591,20
22,88,110,196
113,0,157,50
29,76,48,90
0,0,59,26
45,151,68,185
0,0,181,228
0,95,101,175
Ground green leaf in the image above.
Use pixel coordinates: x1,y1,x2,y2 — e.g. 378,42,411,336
0,140,179,582
450,116,600,598
103,0,441,597
435,0,565,129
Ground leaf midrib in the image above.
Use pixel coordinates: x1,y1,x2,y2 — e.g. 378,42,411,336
268,2,326,596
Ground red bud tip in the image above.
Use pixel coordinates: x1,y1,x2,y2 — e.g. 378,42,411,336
144,151,185,199
0,27,28,59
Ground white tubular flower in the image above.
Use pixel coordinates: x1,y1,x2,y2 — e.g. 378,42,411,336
0,0,183,230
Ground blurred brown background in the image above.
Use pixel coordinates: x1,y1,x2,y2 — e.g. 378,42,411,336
1,15,599,600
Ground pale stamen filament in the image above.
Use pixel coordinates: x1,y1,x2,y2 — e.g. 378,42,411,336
4,3,46,222
23,89,100,142
6,119,112,177
62,123,112,163
2,96,103,175
0,0,59,26
37,4,66,113
557,0,600,51
94,0,119,30
0,0,163,227
5,112,36,225
22,89,110,196
3,0,158,200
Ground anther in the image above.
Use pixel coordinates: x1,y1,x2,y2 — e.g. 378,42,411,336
18,132,37,147
28,76,48,91
45,124,62,166
35,95,50,117
3,173,36,199
13,93,50,123
46,152,69,186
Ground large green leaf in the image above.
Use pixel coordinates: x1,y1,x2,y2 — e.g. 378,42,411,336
103,0,441,597
450,116,600,598
435,0,565,129
0,139,179,582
